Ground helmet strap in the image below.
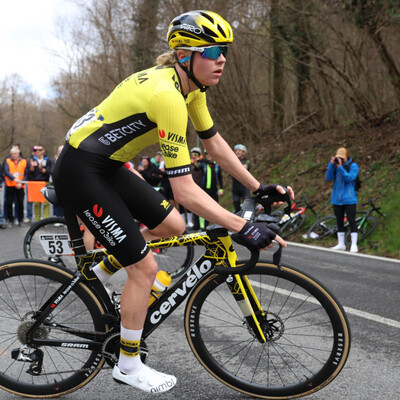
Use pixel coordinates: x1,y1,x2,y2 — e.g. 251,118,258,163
174,52,208,93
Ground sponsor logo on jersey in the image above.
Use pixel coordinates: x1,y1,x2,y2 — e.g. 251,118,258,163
160,143,179,159
159,129,166,138
167,132,186,145
166,166,191,176
98,120,147,146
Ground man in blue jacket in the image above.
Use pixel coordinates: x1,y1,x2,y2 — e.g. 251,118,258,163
326,147,359,253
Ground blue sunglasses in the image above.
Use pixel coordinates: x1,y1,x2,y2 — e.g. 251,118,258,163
177,45,228,61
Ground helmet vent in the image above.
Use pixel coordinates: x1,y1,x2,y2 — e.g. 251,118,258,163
200,11,215,24
203,26,218,38
217,24,227,38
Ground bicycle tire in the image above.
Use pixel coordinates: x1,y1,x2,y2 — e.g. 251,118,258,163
23,217,77,270
0,259,107,398
185,262,351,399
345,216,378,245
280,213,306,238
24,217,194,279
307,215,338,240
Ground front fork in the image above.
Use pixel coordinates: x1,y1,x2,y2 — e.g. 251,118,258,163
226,273,269,343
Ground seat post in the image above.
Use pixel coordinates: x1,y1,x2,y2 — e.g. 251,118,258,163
62,206,87,257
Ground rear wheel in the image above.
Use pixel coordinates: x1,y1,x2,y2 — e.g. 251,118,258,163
185,262,351,398
0,260,107,397
23,217,77,270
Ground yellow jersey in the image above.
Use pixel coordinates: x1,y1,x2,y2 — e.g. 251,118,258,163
66,65,216,177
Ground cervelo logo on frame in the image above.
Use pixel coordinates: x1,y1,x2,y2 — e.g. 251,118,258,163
93,204,103,218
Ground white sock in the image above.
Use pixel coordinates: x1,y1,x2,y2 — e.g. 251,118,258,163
337,232,345,246
118,326,143,375
187,213,193,225
351,232,358,244
92,264,111,285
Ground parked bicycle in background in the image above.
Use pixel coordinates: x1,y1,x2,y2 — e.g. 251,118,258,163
307,198,383,249
256,198,318,239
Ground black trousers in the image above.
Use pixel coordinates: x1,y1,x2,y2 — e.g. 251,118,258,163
5,186,25,222
333,204,357,233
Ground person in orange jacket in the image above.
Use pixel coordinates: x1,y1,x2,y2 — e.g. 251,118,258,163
3,147,28,227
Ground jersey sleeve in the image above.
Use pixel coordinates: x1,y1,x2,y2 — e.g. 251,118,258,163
187,91,217,139
148,90,191,177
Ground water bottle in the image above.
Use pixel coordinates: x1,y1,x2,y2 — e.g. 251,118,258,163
149,270,171,306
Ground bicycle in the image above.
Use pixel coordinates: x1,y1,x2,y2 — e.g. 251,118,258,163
0,192,351,399
256,198,318,239
307,198,383,245
23,216,194,280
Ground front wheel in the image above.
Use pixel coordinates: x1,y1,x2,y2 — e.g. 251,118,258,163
307,215,338,240
185,262,351,399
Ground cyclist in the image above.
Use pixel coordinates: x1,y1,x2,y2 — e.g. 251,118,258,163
53,10,294,395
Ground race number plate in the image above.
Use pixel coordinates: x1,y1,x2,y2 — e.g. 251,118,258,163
39,234,73,256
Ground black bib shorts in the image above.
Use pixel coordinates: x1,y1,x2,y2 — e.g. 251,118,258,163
53,144,173,266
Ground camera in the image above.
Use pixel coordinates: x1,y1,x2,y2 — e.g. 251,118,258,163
334,157,340,165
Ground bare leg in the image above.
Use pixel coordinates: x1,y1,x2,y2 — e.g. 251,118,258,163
113,208,184,393
140,206,185,242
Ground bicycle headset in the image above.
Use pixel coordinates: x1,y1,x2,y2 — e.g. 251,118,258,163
167,10,233,92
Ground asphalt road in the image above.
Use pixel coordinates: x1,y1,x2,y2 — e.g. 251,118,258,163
0,224,399,400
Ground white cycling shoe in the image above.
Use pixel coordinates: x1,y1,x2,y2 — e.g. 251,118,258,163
113,364,177,394
330,243,346,251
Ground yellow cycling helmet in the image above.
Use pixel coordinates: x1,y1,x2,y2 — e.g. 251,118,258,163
167,10,233,49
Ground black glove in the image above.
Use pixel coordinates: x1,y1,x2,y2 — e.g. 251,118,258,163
237,221,276,251
253,184,291,215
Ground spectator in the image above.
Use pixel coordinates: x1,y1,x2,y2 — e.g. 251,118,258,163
199,150,224,227
50,145,64,217
24,146,38,223
150,151,163,168
326,147,359,253
0,163,5,229
137,156,163,187
3,147,28,227
2,145,24,222
28,145,51,221
232,144,251,213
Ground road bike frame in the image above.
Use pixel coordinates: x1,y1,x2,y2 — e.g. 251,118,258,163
21,226,270,357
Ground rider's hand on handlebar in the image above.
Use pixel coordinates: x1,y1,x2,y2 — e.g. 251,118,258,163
238,221,286,251
253,184,294,206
